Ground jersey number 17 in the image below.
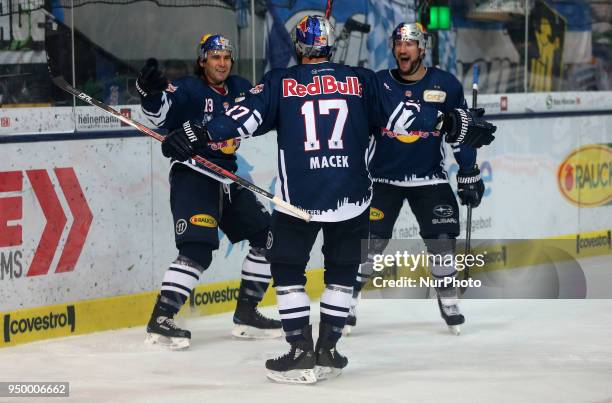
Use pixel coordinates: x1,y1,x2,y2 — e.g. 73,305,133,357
301,99,347,151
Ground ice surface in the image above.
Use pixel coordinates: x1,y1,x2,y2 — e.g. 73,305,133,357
2,259,612,403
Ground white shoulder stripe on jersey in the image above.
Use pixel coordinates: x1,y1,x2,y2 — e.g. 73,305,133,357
142,92,172,127
253,109,262,125
242,114,260,135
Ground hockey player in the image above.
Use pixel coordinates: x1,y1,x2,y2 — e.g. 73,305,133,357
348,23,486,335
136,33,281,350
159,16,495,382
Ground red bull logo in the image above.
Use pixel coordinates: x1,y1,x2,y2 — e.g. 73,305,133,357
282,76,362,98
209,138,241,154
380,127,441,143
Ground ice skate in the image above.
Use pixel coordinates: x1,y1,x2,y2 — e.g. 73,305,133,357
314,322,348,381
232,301,282,339
145,315,191,350
265,325,316,384
436,287,465,335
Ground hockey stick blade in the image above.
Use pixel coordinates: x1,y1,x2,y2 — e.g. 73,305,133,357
51,76,312,222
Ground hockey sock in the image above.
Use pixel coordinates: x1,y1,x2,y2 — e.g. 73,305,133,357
353,260,372,300
158,249,211,316
353,236,388,302
430,252,457,282
276,285,311,343
430,251,458,301
320,284,353,342
238,247,272,305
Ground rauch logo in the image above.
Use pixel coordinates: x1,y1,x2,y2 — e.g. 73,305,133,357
558,145,612,207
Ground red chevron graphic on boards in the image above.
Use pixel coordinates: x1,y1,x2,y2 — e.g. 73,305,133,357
0,168,92,276
54,168,93,273
26,170,67,276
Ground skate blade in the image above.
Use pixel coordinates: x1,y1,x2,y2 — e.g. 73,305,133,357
314,365,342,381
447,325,461,335
144,333,190,350
232,324,282,340
266,369,317,385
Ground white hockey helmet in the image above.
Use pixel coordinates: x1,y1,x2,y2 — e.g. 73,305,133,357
390,22,431,50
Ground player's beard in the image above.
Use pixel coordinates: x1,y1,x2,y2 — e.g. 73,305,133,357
396,56,422,77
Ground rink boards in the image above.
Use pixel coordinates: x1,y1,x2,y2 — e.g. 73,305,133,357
1,91,611,347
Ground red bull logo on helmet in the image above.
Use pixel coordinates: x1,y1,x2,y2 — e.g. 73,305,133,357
199,33,234,60
294,15,334,58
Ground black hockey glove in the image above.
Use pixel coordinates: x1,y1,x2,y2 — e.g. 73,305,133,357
442,108,496,148
457,165,485,207
161,120,208,161
135,58,167,98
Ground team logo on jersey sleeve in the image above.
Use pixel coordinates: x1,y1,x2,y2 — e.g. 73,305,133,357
423,90,446,103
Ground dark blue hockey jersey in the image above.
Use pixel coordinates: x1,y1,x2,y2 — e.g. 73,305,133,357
369,67,477,186
207,62,441,222
141,74,252,172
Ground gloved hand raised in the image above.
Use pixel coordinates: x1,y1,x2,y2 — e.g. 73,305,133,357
135,58,167,98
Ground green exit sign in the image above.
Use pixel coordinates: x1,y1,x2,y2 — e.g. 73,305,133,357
428,6,451,30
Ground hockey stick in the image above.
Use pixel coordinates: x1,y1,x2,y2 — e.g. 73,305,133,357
460,65,479,295
325,0,333,18
466,65,478,253
51,76,312,222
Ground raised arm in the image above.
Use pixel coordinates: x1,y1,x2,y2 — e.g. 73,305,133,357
158,70,281,161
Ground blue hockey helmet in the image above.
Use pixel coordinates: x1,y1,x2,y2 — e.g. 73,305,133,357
390,22,431,50
293,15,335,58
198,33,234,62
